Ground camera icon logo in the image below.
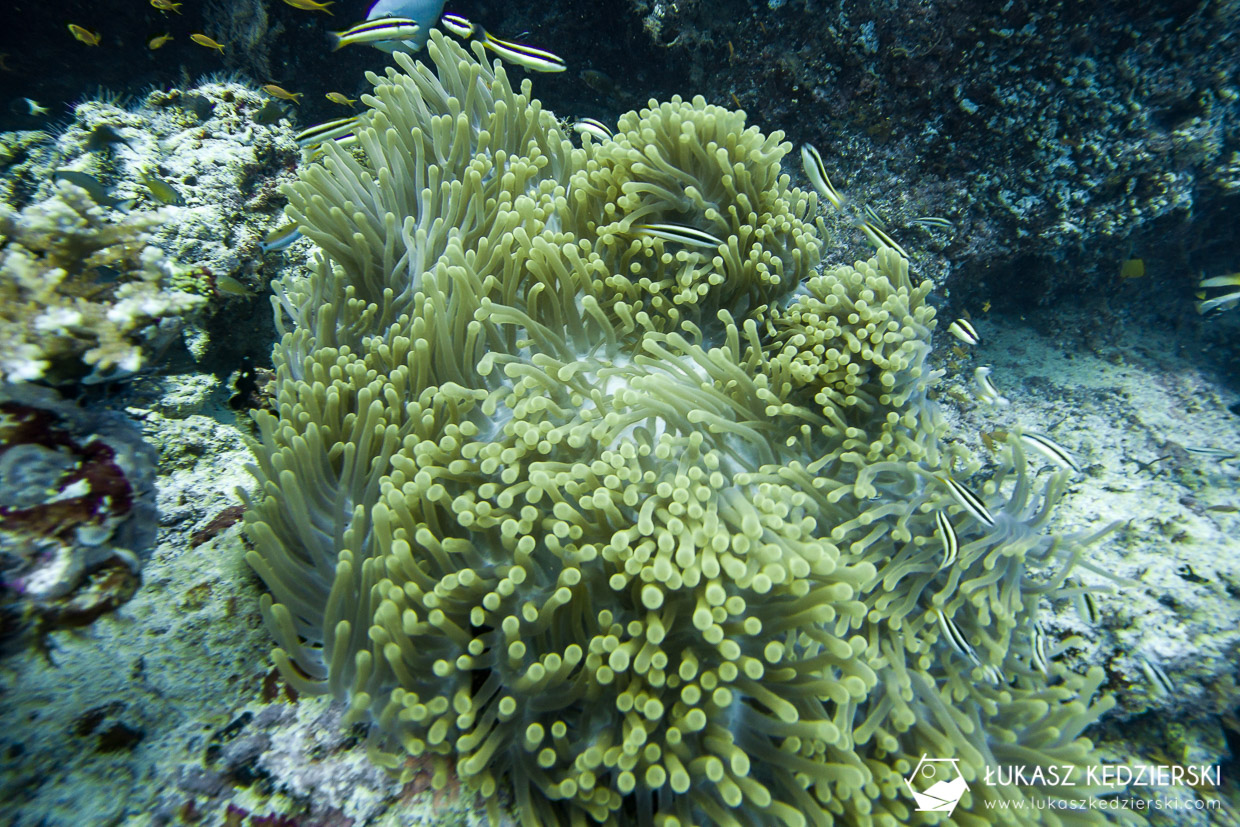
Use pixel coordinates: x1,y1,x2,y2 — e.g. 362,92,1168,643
903,755,969,815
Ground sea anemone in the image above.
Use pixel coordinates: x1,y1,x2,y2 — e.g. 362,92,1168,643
245,31,1121,825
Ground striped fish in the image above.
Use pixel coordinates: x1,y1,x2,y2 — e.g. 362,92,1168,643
800,144,844,210
1186,446,1238,461
632,223,724,249
330,17,421,50
1020,431,1081,474
1138,656,1174,698
860,220,909,259
934,607,980,665
947,318,979,345
934,509,958,569
439,12,476,38
912,215,955,230
482,32,566,72
973,366,1009,406
938,475,995,527
1030,620,1050,675
1073,585,1101,626
305,134,360,161
862,203,887,230
801,142,908,258
295,116,359,149
572,117,612,141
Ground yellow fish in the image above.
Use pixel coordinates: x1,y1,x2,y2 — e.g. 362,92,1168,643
262,84,303,104
191,33,226,51
325,92,356,107
148,33,173,49
150,0,182,13
1119,258,1145,279
281,0,334,13
68,24,102,46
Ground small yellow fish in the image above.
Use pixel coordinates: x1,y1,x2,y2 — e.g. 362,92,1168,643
325,92,356,107
1119,258,1145,279
281,0,335,13
981,300,991,312
262,84,303,104
980,429,1008,454
148,33,173,49
191,33,226,52
23,98,49,115
214,274,253,296
150,0,182,13
68,24,102,46
139,169,185,206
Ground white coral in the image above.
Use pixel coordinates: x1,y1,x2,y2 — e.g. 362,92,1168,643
0,182,205,383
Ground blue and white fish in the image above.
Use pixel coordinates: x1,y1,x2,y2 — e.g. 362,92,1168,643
260,223,303,253
362,0,444,52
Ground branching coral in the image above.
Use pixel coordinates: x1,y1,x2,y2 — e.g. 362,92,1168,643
0,181,205,384
246,32,1125,826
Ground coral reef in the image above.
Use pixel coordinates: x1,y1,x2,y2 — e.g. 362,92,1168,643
51,80,303,296
618,0,1240,313
1,79,306,377
0,181,204,384
245,32,1124,825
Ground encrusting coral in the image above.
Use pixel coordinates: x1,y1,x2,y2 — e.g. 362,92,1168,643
245,31,1125,826
0,181,205,384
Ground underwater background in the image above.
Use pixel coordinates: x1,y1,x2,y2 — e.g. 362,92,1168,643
1,0,1239,825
